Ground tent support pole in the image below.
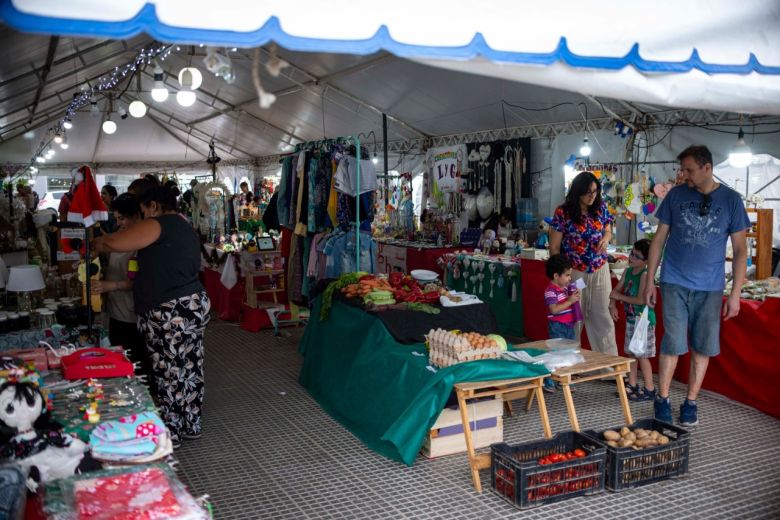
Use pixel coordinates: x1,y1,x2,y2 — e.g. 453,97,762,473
383,113,389,206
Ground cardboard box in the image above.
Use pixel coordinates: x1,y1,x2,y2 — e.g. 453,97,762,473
422,397,503,458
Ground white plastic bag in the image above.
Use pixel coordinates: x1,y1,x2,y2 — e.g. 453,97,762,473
627,307,650,357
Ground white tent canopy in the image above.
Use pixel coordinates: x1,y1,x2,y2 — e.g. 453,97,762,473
3,0,780,115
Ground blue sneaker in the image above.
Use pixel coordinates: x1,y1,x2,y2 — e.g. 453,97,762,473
543,378,556,394
654,396,672,423
680,399,699,426
630,387,656,402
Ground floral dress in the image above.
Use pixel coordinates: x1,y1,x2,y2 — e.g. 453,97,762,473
550,201,614,273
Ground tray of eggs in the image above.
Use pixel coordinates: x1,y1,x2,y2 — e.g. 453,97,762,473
426,328,503,368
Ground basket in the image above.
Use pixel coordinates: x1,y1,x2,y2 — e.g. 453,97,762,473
583,418,690,492
491,431,605,509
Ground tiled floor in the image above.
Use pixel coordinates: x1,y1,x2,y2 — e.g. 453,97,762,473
175,320,780,519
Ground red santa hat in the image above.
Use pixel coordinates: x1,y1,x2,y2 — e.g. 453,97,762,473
67,165,108,227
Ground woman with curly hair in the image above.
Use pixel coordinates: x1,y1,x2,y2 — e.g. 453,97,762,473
549,171,617,355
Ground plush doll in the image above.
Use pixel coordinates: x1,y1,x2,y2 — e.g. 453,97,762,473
535,219,551,249
0,382,97,491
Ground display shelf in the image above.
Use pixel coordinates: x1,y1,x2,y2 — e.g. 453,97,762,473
748,208,773,279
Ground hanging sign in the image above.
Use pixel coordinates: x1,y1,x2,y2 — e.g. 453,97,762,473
426,145,464,194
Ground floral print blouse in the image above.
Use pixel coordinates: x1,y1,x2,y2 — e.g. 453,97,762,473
550,201,614,273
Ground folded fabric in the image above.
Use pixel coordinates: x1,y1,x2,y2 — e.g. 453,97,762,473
90,411,165,443
91,436,159,457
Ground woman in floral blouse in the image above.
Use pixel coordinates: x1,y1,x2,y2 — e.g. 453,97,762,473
549,171,617,355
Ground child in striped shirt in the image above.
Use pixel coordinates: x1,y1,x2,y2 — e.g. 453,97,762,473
545,254,580,340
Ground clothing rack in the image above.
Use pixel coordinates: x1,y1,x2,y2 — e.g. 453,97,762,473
288,135,363,270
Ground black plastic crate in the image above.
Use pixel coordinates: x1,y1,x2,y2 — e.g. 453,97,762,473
491,431,606,509
583,418,690,492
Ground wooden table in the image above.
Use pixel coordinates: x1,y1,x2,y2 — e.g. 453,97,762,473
526,346,635,432
454,376,551,493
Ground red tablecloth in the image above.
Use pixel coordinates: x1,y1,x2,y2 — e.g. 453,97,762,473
377,243,467,277
521,258,780,419
201,267,244,322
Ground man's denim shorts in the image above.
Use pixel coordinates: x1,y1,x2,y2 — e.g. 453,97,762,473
660,283,722,357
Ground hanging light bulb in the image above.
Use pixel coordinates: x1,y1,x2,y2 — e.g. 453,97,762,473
46,148,55,157
177,67,202,90
30,167,37,174
372,153,379,165
176,68,197,107
728,129,753,168
128,99,147,118
60,133,69,149
53,132,63,144
118,104,128,120
102,116,117,135
63,120,73,130
36,156,45,163
580,137,591,157
151,65,169,102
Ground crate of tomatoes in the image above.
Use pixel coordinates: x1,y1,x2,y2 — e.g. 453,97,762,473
491,431,605,509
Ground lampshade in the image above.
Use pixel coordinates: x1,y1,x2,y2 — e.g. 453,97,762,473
6,265,45,292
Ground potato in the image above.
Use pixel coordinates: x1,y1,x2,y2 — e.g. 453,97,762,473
634,438,648,448
618,438,634,448
635,430,649,439
620,427,632,437
658,435,670,445
626,432,637,442
603,430,621,442
649,430,660,440
607,440,619,448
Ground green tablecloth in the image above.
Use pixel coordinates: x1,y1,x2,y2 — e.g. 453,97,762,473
298,298,548,466
445,261,524,338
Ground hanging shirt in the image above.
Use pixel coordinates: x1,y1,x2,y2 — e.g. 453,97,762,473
550,201,614,273
334,156,377,197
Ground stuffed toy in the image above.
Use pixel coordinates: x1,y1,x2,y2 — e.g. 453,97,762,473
0,382,97,491
534,218,551,249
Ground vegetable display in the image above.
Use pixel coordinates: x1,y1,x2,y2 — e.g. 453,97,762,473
319,272,367,321
602,426,670,449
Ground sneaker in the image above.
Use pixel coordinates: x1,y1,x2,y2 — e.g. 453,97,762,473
679,399,699,426
629,387,656,402
171,439,182,450
615,383,638,398
654,396,673,423
543,379,556,394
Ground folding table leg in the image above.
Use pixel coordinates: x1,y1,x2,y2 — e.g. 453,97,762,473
615,366,634,425
561,383,580,432
456,389,482,493
533,383,553,439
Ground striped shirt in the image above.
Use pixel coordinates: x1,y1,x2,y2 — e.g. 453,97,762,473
545,283,575,324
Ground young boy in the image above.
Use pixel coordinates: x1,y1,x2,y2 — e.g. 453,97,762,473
543,255,580,392
545,254,580,340
610,239,656,401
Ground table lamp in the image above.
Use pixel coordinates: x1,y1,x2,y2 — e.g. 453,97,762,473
6,265,45,313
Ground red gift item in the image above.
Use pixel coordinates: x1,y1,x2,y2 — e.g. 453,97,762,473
75,468,183,520
61,348,134,380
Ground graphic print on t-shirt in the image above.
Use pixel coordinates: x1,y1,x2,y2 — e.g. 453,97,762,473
678,200,724,249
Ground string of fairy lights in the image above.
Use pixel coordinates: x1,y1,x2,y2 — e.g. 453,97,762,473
21,42,176,180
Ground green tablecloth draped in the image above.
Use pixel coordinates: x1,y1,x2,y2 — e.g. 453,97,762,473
298,298,548,466
446,265,524,338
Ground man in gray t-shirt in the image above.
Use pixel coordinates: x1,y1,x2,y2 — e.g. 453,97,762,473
644,145,750,427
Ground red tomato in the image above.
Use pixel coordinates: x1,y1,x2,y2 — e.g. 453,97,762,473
573,448,587,458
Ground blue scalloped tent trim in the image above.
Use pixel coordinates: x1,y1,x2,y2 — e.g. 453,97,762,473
2,2,778,75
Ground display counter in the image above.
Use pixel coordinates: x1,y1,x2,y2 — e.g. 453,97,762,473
200,266,243,322
376,240,468,277
521,258,780,419
298,297,547,466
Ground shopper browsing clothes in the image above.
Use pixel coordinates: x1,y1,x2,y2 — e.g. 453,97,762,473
549,171,617,355
610,239,656,402
90,194,150,383
93,184,210,447
543,254,581,392
644,145,749,426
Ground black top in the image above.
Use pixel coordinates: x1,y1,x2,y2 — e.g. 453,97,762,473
134,214,204,314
